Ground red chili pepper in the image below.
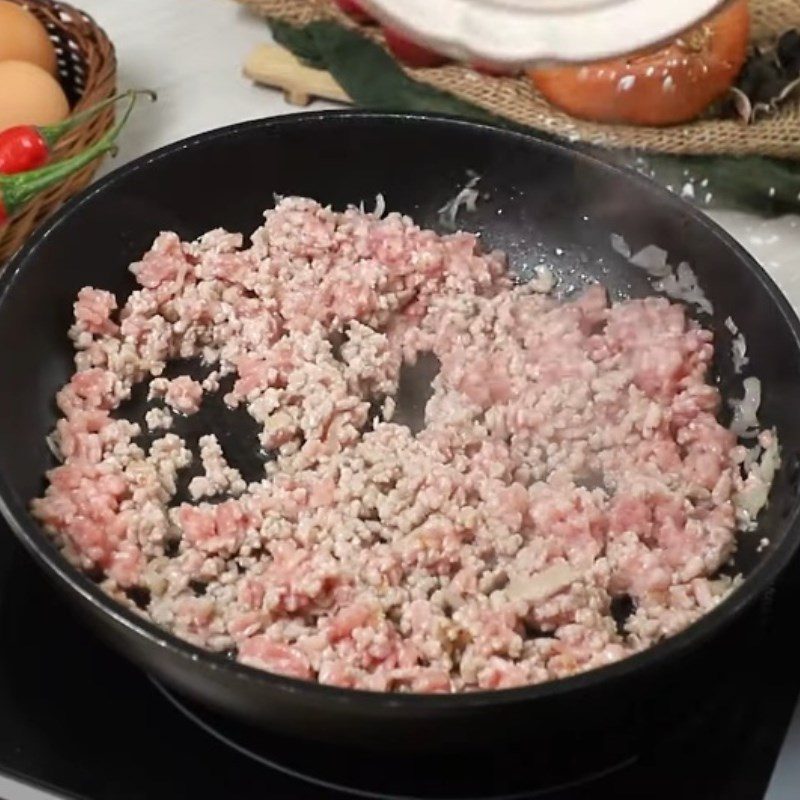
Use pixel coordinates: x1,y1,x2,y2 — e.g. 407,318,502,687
383,28,449,68
0,93,145,228
0,89,156,176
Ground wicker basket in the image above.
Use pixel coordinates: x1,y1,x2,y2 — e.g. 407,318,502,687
0,0,117,265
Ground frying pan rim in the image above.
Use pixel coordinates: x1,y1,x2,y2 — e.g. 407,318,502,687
1,109,799,712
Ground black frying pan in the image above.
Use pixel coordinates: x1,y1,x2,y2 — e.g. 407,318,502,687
1,112,799,768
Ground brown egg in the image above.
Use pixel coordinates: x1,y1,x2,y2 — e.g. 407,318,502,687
0,61,69,130
0,1,58,75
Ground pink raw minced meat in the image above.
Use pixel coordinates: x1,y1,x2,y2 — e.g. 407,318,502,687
149,375,204,416
31,197,775,693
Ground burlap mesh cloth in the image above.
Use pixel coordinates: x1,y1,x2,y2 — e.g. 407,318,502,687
237,0,800,159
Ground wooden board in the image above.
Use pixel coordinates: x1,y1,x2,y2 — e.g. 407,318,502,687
244,44,352,106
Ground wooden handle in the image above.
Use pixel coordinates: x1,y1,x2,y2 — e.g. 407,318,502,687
244,44,352,106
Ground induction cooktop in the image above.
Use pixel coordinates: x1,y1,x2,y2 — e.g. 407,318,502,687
1,521,799,800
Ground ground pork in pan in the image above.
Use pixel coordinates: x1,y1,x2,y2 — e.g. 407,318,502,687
32,197,777,693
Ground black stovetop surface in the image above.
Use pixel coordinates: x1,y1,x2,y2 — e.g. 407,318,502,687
1,521,799,800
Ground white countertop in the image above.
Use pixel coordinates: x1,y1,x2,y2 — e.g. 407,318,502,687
2,1,799,797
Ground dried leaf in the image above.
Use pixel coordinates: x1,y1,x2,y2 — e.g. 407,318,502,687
777,29,800,75
730,28,800,123
776,75,800,104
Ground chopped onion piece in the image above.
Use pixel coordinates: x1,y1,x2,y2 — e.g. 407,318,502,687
732,333,749,373
724,317,749,372
629,244,671,277
438,174,481,229
505,563,579,603
45,432,62,462
654,262,713,315
729,376,761,438
528,265,556,293
743,444,762,471
735,428,780,522
758,430,781,485
610,233,631,259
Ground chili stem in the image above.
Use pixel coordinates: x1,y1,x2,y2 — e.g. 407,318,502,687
0,93,140,216
39,89,157,148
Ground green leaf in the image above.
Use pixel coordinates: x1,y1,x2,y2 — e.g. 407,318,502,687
270,18,327,70
643,154,800,217
310,20,503,121
267,18,800,216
